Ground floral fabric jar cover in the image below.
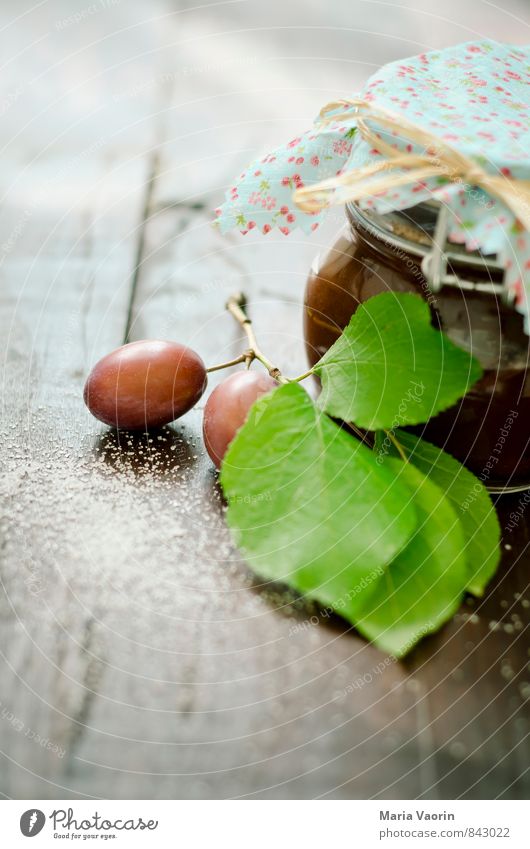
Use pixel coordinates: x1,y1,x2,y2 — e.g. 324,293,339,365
216,41,530,327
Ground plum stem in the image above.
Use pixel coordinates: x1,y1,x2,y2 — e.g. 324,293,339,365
206,353,252,373
291,368,315,382
225,293,289,384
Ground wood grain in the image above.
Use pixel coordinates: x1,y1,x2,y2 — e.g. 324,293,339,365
0,153,153,798
0,0,529,801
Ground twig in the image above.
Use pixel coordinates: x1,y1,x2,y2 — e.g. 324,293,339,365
206,353,253,373
292,368,315,382
225,293,289,384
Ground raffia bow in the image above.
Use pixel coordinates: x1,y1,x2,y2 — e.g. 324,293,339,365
293,98,530,231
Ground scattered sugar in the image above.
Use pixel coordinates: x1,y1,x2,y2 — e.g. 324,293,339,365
501,663,514,681
449,741,467,758
519,682,530,700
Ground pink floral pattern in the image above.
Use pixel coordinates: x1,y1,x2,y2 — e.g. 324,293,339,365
215,124,353,235
216,41,530,328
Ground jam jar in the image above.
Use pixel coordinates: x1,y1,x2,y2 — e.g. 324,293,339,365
304,202,530,493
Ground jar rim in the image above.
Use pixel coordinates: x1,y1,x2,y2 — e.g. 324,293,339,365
346,201,502,274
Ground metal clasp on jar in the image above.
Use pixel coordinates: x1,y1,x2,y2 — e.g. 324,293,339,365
421,205,514,306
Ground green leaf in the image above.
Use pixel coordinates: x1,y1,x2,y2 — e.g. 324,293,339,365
388,431,501,596
314,292,483,430
355,461,469,657
220,383,417,618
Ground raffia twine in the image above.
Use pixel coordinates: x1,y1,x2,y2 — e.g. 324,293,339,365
293,98,530,231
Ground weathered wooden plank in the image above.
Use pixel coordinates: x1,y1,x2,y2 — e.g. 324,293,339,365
92,188,528,799
410,499,530,800
1,0,529,802
0,153,152,798
3,175,527,799
1,165,528,800
54,199,427,800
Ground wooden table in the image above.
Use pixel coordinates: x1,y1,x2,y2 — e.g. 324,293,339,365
0,0,528,799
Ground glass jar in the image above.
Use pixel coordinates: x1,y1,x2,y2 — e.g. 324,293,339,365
304,202,530,493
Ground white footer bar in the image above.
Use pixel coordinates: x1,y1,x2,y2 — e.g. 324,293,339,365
1,799,526,848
